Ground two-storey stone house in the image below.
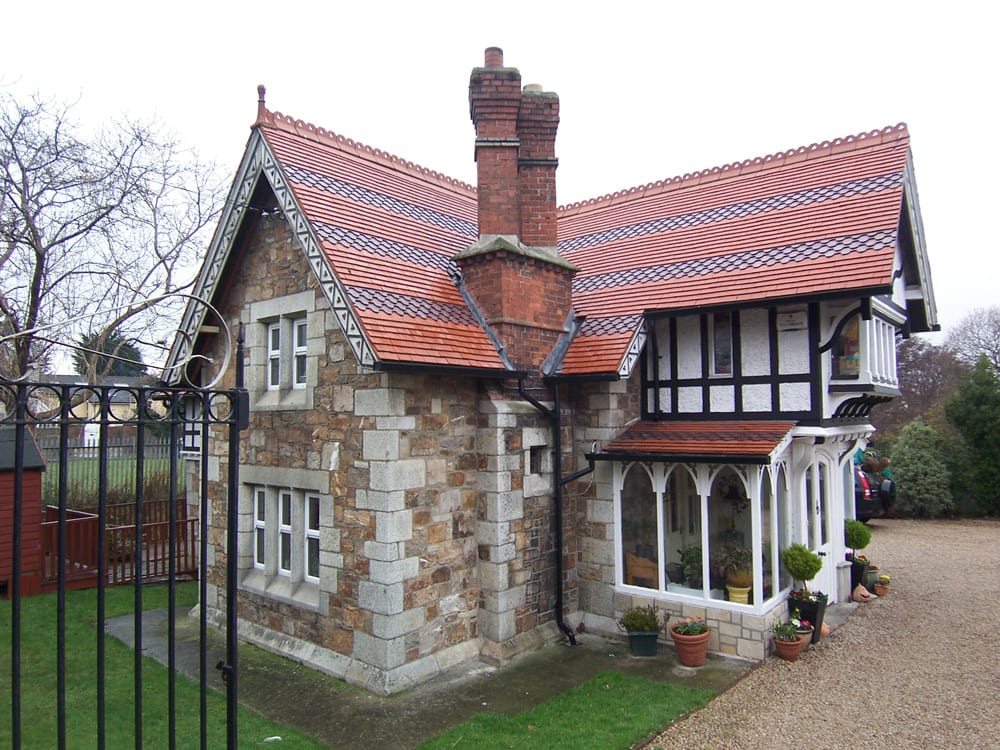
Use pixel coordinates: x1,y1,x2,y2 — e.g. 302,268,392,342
166,48,937,694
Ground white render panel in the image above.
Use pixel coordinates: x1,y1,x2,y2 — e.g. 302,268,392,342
778,326,810,374
780,382,811,411
742,383,772,412
709,385,735,412
740,309,771,376
657,388,672,413
678,386,702,412
676,316,702,379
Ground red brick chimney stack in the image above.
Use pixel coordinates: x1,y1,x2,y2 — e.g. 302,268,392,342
469,47,522,236
455,48,578,373
517,83,559,247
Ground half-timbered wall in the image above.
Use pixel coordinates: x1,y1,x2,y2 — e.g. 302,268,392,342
645,304,815,420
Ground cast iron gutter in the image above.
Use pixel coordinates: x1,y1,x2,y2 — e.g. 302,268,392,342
516,377,593,647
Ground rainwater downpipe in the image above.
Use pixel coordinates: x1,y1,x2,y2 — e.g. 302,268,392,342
517,378,594,646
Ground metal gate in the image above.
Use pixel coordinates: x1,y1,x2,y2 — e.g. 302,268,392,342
2,378,247,749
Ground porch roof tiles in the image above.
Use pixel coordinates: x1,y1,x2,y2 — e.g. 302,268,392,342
599,420,798,463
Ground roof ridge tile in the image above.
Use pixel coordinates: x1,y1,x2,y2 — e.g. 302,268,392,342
559,123,910,213
257,106,476,196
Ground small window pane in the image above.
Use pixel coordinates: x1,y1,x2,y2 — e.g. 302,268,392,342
308,496,320,531
307,537,319,579
294,353,307,386
712,312,732,375
280,532,291,571
255,529,265,565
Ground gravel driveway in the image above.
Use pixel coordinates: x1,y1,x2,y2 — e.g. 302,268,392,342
646,518,1000,749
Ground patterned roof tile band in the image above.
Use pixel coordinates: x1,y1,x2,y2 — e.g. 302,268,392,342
577,315,642,336
573,229,897,293
348,286,478,326
314,223,460,274
559,173,903,252
284,163,478,237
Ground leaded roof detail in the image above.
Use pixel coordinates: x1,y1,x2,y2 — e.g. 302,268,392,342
559,173,902,253
573,229,898,294
284,163,477,237
313,222,460,274
348,286,478,325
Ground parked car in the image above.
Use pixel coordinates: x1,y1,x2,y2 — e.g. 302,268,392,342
854,466,895,522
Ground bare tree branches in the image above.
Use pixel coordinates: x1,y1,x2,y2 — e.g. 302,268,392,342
1,90,225,382
945,306,1000,374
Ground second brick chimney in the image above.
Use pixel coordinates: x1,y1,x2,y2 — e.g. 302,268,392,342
455,47,577,373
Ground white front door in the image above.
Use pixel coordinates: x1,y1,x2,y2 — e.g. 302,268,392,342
806,463,837,598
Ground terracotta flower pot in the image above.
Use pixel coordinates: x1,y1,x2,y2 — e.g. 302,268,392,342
669,625,711,667
873,584,889,596
773,636,805,662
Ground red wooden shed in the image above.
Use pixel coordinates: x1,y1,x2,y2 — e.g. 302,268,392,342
0,427,45,597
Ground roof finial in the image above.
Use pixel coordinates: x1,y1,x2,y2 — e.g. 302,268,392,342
256,85,267,124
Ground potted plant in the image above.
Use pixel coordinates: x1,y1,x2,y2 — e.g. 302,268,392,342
873,574,890,597
678,545,703,588
718,543,754,603
617,604,666,656
781,543,827,644
789,608,814,640
771,620,807,662
668,616,710,667
844,519,872,589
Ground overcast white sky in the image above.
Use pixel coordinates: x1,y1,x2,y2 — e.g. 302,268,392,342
3,1,994,343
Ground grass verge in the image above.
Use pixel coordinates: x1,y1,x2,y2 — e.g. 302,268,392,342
417,670,715,750
1,582,326,748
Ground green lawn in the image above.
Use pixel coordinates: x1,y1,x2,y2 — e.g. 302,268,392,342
417,671,715,750
0,583,326,749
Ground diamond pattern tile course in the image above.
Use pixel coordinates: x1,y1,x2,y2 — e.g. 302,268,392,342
259,123,505,371
556,126,911,375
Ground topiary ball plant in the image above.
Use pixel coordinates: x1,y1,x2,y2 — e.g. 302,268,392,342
844,519,872,556
781,543,823,593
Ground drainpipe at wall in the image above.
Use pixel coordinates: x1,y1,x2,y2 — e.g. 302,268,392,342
517,378,593,646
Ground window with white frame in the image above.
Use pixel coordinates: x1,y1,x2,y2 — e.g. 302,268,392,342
267,322,282,390
247,484,325,585
305,494,320,582
617,461,791,610
250,291,316,410
293,318,308,389
278,489,293,575
254,487,267,569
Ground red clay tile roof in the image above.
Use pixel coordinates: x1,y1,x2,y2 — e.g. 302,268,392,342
557,125,913,376
256,113,506,371
601,420,797,462
227,111,914,378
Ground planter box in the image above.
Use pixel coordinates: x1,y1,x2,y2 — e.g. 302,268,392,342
626,631,659,657
788,596,828,644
